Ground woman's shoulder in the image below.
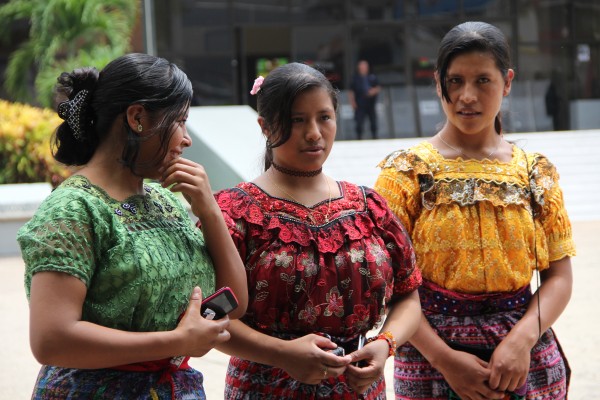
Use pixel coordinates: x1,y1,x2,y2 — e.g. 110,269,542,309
17,176,114,242
39,175,106,210
509,147,560,183
377,141,436,173
338,181,392,216
215,182,258,204
214,182,266,222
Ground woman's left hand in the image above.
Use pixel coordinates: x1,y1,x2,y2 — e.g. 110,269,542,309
487,336,530,393
345,339,389,394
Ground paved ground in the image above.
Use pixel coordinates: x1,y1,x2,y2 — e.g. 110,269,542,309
1,220,598,399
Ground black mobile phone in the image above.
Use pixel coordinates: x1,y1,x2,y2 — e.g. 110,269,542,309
328,347,345,357
319,333,345,356
201,287,238,320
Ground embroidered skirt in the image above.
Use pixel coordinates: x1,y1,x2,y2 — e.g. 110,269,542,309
394,281,570,400
31,365,206,399
225,356,386,400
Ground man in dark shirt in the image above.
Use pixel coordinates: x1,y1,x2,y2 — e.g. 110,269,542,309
349,60,380,140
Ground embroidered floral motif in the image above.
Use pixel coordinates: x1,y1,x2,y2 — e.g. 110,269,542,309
275,251,293,268
258,251,274,268
298,301,321,325
121,202,137,214
369,242,387,266
344,304,371,332
348,248,365,263
324,287,344,317
214,181,422,336
256,280,269,290
300,255,318,276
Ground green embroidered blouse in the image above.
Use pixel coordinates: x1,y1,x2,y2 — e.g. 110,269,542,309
17,175,215,332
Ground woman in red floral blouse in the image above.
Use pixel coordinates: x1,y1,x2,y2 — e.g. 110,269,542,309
214,62,422,399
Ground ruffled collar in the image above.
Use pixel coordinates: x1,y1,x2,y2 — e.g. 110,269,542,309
216,182,393,253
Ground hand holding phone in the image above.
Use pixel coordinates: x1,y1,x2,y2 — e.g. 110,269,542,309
171,287,237,368
201,287,238,320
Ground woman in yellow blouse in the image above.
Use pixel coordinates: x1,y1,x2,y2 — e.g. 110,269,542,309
375,22,574,400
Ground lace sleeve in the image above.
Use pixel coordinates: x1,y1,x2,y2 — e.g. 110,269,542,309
375,150,430,235
212,188,249,261
17,188,112,297
530,154,576,261
365,189,422,303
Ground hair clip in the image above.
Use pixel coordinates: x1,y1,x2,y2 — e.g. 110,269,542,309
250,76,264,95
57,89,90,141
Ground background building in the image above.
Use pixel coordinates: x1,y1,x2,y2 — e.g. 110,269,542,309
149,0,600,138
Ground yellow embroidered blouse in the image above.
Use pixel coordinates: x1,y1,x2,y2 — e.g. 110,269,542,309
374,141,576,294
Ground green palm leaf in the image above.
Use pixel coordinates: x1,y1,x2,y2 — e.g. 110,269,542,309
0,0,140,106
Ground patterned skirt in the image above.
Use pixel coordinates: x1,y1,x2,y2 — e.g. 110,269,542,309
31,364,206,399
394,281,570,400
224,355,386,399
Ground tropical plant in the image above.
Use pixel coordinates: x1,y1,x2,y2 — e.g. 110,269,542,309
0,99,71,186
0,0,139,107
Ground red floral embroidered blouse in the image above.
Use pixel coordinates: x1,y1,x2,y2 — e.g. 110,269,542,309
214,181,422,338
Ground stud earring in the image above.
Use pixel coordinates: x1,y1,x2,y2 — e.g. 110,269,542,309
137,124,143,132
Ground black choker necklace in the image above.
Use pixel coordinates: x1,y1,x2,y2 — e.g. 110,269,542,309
271,161,322,177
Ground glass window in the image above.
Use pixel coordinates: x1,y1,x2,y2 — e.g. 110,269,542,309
511,43,573,132
408,24,444,137
179,27,233,56
233,0,289,24
463,0,511,18
243,27,291,105
154,0,174,53
416,0,459,18
390,87,418,137
517,1,570,43
350,25,406,84
290,0,346,22
180,0,229,27
184,56,236,105
573,1,600,41
348,0,401,21
292,26,345,88
348,25,407,138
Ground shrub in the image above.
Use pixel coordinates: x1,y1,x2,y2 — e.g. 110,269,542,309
0,99,71,187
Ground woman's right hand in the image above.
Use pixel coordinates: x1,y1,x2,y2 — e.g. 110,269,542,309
276,334,352,385
436,350,506,400
174,287,231,358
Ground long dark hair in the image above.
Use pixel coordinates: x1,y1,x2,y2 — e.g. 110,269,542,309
255,62,338,170
436,21,512,134
52,53,193,172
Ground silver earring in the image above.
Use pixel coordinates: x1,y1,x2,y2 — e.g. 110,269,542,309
137,124,143,132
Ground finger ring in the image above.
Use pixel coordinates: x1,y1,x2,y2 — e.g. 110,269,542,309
323,366,328,379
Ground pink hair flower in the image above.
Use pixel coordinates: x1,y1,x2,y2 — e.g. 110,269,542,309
250,76,264,95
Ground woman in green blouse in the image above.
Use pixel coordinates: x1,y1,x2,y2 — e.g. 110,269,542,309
17,53,247,399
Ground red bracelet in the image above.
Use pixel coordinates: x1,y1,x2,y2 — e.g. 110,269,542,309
366,331,397,357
